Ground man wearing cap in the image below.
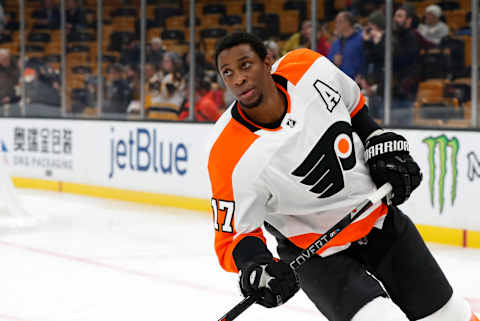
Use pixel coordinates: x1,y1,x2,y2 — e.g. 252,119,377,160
418,4,449,46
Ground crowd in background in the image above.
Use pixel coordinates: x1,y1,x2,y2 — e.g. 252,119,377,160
0,0,478,124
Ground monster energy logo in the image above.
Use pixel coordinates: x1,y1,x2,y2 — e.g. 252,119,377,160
423,135,459,214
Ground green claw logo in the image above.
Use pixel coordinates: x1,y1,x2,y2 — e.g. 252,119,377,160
423,135,459,214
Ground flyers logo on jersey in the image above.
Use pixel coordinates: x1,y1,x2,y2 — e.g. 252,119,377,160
291,121,356,198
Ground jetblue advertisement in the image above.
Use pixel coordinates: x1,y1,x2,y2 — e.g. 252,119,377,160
0,119,211,199
99,122,210,198
108,127,188,179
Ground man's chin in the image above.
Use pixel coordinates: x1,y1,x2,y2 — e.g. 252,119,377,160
239,94,263,109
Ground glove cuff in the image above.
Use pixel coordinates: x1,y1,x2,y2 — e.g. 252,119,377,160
364,134,409,163
233,236,274,272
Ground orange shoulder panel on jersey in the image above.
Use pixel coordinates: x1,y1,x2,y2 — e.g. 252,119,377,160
289,203,388,255
350,94,366,118
273,48,322,86
208,118,268,273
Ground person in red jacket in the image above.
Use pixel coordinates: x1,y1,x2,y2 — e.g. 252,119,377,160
179,79,222,122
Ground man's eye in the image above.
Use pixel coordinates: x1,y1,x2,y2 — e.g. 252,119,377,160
242,62,251,69
223,70,232,77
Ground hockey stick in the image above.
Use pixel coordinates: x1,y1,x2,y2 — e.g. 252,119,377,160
217,182,393,321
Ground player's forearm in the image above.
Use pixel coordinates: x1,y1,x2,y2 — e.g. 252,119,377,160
232,236,274,271
350,104,381,143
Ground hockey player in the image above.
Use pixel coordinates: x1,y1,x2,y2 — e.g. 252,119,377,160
206,32,478,321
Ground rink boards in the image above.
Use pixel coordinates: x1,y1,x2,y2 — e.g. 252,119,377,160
0,118,479,248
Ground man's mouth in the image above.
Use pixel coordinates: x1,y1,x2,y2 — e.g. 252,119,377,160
240,88,256,99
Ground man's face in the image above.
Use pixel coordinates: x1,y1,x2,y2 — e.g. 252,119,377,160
394,9,408,30
145,64,156,80
301,22,312,38
335,14,347,35
0,53,10,67
425,12,438,26
217,44,271,109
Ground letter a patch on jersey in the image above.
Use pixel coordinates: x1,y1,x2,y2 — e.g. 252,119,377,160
291,121,356,198
313,80,341,112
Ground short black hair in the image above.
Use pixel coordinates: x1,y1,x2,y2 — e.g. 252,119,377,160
214,32,267,71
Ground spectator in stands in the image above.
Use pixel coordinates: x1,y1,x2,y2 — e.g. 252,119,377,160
391,4,421,125
454,11,480,36
145,52,185,115
84,74,100,109
103,63,133,114
417,4,449,47
179,78,222,122
160,51,180,75
23,57,61,116
0,2,6,32
119,37,140,66
144,62,158,83
0,49,20,107
147,37,166,64
33,0,61,30
316,21,331,56
328,11,365,79
125,64,139,101
66,0,87,34
281,20,313,55
282,19,332,56
264,40,280,61
356,10,385,119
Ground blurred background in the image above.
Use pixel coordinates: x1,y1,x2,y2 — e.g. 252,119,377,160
0,0,478,127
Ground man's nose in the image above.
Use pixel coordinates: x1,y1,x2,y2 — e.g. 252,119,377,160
233,73,246,86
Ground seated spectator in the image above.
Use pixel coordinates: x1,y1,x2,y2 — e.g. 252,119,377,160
0,2,6,32
125,64,140,101
32,0,61,30
316,21,331,56
264,40,280,61
327,11,365,79
160,51,182,76
83,74,102,110
66,0,87,34
119,37,140,66
144,62,158,83
356,10,385,118
391,4,421,125
0,49,20,107
281,20,312,55
147,37,166,64
282,19,332,56
145,53,185,115
179,78,222,122
454,11,480,36
417,5,449,46
103,63,133,114
22,57,61,116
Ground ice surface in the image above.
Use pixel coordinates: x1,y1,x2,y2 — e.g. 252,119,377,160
0,189,478,321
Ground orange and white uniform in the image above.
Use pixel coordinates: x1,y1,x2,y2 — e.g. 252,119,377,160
206,49,388,273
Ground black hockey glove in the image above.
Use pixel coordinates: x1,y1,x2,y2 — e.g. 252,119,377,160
364,131,422,205
239,259,299,308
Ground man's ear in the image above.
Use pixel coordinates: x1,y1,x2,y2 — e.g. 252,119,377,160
264,54,274,72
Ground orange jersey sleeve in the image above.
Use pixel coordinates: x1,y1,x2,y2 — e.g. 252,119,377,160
208,119,269,273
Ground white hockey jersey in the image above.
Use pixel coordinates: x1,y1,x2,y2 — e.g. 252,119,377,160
206,48,388,273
